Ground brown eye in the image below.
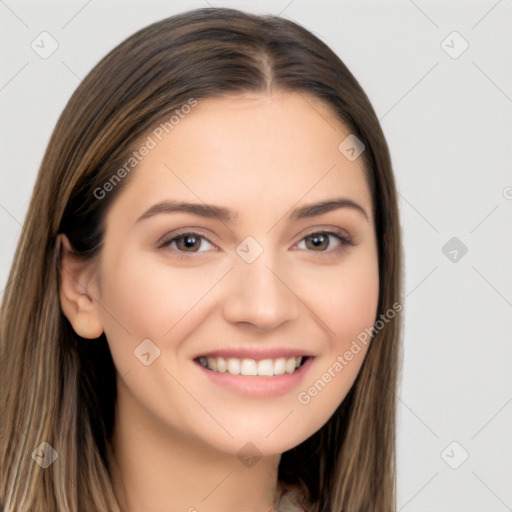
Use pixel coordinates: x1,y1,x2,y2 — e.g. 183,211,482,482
175,234,202,252
297,231,352,253
305,233,330,251
158,232,216,255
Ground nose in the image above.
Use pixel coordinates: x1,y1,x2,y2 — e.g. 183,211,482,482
222,248,300,331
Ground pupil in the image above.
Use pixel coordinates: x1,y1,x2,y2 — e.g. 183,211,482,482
180,235,199,251
308,233,328,251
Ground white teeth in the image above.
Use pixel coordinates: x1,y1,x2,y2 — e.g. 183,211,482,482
285,357,296,374
227,358,240,375
216,357,227,373
273,358,286,375
257,359,274,376
240,359,258,376
199,355,305,376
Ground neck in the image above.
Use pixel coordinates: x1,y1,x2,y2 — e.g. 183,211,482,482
109,380,281,512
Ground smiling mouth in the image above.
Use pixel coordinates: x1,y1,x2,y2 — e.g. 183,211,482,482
196,355,309,376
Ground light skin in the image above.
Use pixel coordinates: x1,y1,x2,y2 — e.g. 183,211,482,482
59,91,379,511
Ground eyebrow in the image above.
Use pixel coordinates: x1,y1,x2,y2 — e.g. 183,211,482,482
135,197,369,224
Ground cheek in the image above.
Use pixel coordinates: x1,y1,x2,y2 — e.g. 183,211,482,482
330,267,379,350
305,251,380,349
293,250,379,417
95,250,228,367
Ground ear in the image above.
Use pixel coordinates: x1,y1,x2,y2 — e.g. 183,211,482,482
57,234,104,339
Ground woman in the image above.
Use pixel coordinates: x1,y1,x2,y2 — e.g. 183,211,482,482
0,7,403,512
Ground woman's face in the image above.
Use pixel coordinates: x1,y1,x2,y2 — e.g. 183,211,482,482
90,91,379,456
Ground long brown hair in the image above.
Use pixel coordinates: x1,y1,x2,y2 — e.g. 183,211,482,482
0,8,402,511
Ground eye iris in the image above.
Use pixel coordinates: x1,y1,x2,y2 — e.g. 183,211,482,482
177,234,200,251
306,233,329,251
171,232,337,252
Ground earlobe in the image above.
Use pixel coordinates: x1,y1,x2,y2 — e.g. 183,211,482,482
57,234,104,339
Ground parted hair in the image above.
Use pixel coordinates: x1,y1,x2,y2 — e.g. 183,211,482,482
0,8,402,511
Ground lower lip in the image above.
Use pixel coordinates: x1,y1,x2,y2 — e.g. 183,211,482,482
195,357,314,397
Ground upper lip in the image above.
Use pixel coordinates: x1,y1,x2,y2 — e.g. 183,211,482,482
194,348,314,360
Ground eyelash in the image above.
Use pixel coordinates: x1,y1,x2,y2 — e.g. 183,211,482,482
157,228,353,259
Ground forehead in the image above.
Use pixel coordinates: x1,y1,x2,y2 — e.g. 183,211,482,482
107,91,373,226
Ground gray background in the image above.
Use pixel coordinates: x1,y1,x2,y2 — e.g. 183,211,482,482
1,0,511,510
